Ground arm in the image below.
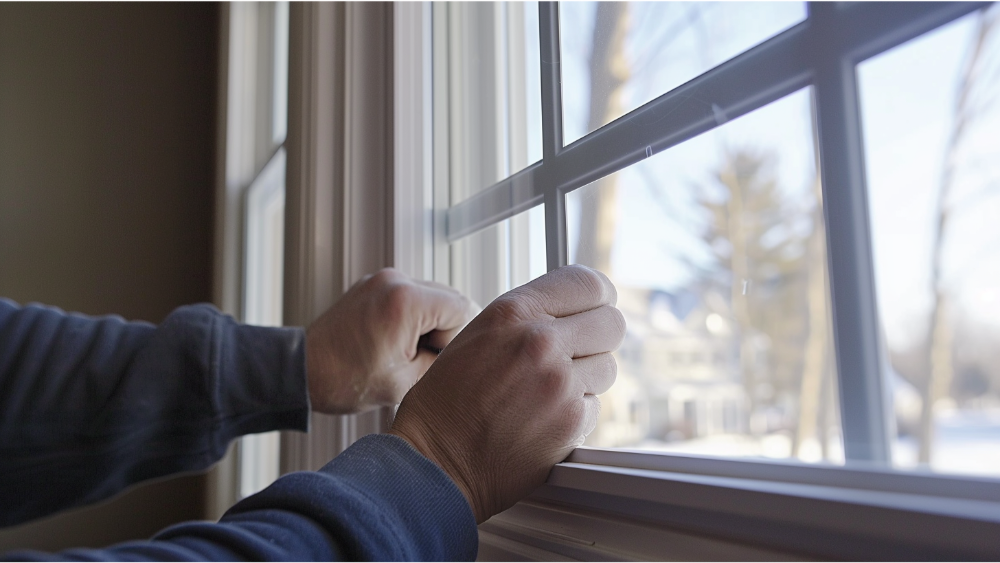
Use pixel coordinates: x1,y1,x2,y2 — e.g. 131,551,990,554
3,265,623,561
0,269,474,528
5,434,477,562
0,298,309,528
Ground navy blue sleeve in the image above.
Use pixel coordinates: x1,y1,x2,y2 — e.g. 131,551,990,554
0,298,310,528
4,434,479,562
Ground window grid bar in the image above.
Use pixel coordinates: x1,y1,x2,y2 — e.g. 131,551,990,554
538,2,567,270
538,1,563,162
810,2,891,463
448,17,815,243
445,2,983,245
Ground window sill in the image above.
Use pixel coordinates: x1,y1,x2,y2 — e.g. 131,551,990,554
479,449,1000,561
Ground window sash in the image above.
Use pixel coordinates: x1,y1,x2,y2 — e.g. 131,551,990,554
438,0,988,465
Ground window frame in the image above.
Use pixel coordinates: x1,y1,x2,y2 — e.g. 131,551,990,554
209,1,292,515
404,1,1000,558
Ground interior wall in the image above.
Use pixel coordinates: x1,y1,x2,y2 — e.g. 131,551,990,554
0,2,218,551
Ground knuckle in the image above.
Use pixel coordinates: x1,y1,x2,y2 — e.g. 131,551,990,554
537,362,572,400
521,324,560,364
383,282,414,320
370,267,403,286
489,293,532,322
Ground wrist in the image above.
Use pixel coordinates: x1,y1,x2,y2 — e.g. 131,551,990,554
388,426,482,522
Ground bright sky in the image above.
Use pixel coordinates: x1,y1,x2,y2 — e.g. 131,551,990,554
859,11,1000,348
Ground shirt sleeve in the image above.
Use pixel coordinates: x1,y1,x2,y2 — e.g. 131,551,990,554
3,434,480,562
0,298,310,528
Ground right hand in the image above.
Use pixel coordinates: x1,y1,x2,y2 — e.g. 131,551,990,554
390,265,626,523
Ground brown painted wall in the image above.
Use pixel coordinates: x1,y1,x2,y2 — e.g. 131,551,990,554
0,2,218,551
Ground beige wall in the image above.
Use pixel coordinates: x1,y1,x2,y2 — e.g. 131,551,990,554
0,2,218,551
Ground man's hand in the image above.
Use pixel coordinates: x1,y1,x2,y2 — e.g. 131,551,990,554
306,268,476,414
389,265,626,523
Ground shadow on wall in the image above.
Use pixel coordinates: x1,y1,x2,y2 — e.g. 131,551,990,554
0,2,218,551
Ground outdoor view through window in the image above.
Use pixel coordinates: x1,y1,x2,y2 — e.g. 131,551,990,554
860,5,1000,476
443,2,1000,476
568,88,838,462
560,2,1000,474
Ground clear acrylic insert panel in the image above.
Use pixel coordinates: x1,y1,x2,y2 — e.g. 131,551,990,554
559,2,806,146
858,5,1000,477
446,2,543,206
567,88,844,464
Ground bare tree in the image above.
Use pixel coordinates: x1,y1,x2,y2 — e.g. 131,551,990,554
918,9,998,464
574,2,630,272
794,173,832,458
699,150,812,426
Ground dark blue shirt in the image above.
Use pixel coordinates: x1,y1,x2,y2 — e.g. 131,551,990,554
0,299,477,560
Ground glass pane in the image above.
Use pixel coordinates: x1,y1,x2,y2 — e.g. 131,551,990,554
567,89,842,464
446,2,543,204
559,2,806,146
451,205,546,309
859,6,1000,477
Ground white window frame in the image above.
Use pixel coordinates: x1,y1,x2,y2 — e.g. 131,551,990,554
208,1,291,517
280,2,396,474
394,2,1000,559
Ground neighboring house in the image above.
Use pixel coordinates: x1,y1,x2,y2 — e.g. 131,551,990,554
589,285,751,448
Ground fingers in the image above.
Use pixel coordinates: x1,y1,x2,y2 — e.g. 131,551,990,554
571,352,617,396
404,284,475,344
554,304,626,358
519,265,617,318
567,395,602,448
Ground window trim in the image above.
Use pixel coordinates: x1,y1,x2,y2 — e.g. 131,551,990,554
281,2,396,475
210,1,293,517
408,1,1000,559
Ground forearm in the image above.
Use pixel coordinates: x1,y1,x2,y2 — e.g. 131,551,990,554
0,298,310,527
3,435,478,562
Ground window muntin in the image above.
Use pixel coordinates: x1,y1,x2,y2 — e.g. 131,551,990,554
446,2,543,206
859,5,1000,477
436,2,999,480
567,89,843,463
559,2,806,146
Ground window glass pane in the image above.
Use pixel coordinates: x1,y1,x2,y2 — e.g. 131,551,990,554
446,2,543,205
559,2,806,146
451,205,546,309
859,6,1000,477
567,89,842,464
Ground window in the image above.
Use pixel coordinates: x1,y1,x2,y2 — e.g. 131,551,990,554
424,2,1000,559
218,1,290,502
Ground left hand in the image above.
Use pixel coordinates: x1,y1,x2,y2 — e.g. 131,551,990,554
305,268,477,414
